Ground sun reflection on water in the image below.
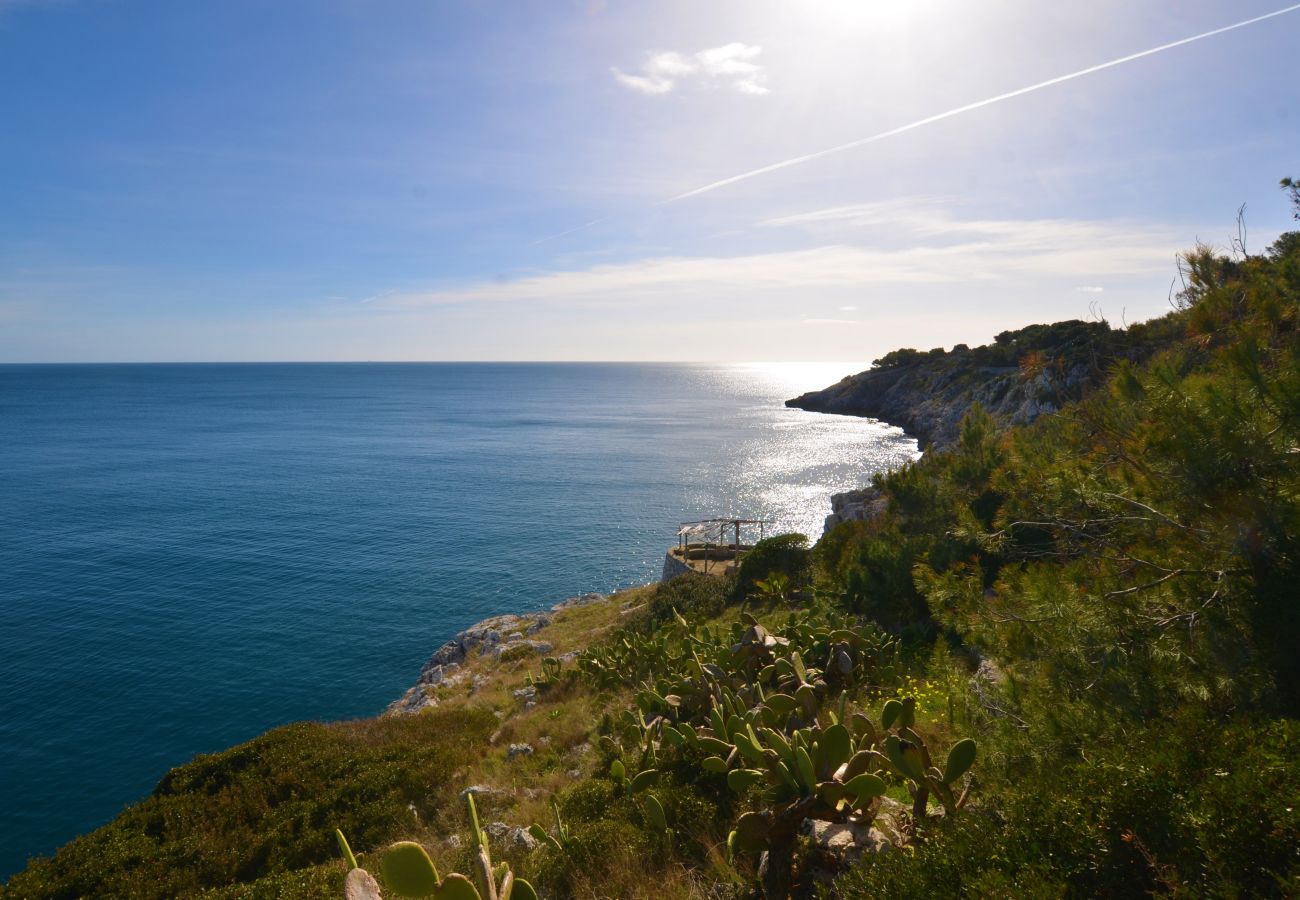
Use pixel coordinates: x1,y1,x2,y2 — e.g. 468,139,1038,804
676,362,920,541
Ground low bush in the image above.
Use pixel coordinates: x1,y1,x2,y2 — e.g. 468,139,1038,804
645,571,731,626
732,533,810,601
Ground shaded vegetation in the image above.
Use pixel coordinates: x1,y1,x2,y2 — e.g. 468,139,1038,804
2,708,495,898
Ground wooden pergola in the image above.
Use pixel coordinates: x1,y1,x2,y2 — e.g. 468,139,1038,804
675,517,774,574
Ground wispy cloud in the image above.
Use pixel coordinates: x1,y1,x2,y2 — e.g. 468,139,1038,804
390,204,1182,309
1075,285,1105,293
612,43,768,95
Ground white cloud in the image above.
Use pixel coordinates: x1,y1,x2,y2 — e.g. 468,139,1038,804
1075,285,1105,292
612,43,769,96
838,305,858,311
611,70,673,95
386,205,1181,311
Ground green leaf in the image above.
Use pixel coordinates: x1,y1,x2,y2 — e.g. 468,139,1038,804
763,693,798,715
850,712,876,744
732,730,764,765
435,873,482,900
795,746,817,791
882,699,903,729
697,736,733,756
733,811,772,852
817,780,846,805
727,768,766,791
380,842,440,898
943,738,978,783
643,793,669,831
701,756,730,774
843,772,888,802
629,768,659,794
335,828,358,871
819,723,853,775
511,879,540,900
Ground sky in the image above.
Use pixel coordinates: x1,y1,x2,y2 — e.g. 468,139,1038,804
1,0,1297,363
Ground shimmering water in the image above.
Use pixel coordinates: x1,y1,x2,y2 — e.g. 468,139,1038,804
0,362,917,878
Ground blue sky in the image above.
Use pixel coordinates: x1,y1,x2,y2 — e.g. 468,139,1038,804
1,0,1297,362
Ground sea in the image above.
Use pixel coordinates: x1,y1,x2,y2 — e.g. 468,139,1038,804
0,362,918,880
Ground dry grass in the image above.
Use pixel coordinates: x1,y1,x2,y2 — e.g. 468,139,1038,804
393,585,656,874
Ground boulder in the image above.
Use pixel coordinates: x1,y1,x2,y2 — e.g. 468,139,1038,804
801,818,892,867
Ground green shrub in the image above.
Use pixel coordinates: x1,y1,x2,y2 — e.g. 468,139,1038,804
645,571,730,626
732,533,810,602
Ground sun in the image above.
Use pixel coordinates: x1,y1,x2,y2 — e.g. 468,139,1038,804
811,0,924,31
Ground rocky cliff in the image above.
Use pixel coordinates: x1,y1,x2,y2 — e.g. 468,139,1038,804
786,358,1086,452
786,319,1115,452
789,319,1125,532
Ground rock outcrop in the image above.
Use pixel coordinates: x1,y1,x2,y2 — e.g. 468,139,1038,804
787,320,1117,452
821,485,889,533
385,593,608,717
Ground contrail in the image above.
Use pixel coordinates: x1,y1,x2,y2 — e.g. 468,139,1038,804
530,215,613,246
664,3,1300,203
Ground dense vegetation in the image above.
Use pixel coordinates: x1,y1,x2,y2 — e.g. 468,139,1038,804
5,199,1299,898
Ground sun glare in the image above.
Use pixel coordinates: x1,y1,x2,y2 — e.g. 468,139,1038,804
813,0,924,31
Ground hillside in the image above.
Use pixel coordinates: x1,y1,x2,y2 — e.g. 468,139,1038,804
5,219,1300,899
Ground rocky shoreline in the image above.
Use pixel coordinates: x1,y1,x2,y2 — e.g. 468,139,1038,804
385,592,609,716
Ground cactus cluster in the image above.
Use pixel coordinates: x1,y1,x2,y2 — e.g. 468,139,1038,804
879,697,977,820
334,795,539,900
578,608,898,716
693,694,974,895
574,606,974,896
523,656,565,691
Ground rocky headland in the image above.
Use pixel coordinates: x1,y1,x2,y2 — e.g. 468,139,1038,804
787,319,1122,531
786,353,1087,453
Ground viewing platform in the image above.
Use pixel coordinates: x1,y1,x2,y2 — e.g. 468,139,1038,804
661,517,773,580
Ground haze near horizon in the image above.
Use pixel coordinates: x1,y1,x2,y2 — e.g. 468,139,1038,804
2,0,1297,363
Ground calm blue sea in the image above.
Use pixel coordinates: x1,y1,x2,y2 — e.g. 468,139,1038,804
0,362,916,879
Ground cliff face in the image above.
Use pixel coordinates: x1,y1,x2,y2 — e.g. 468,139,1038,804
786,358,1087,452
786,319,1116,452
